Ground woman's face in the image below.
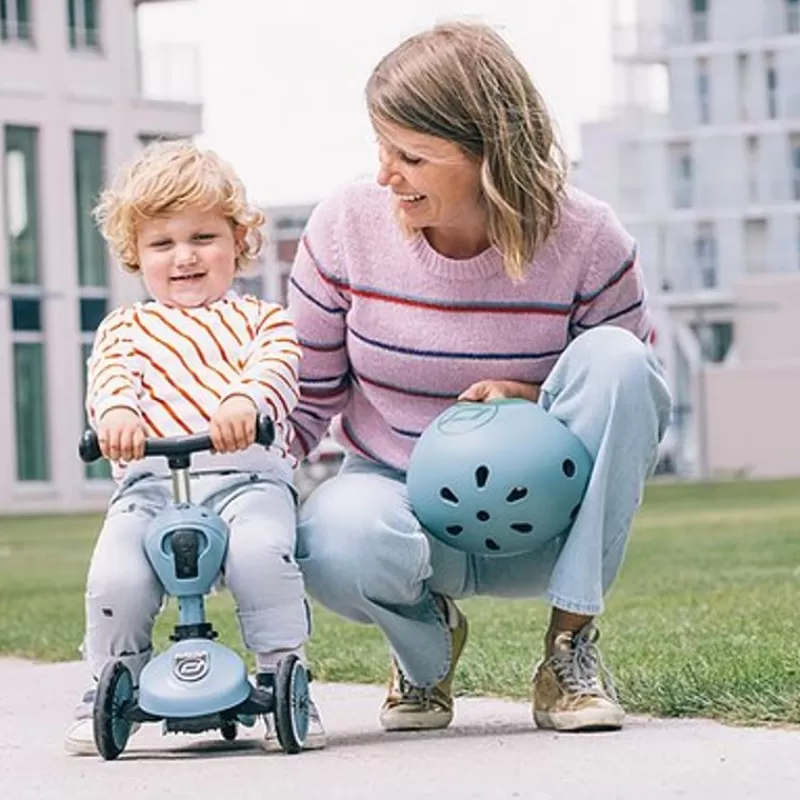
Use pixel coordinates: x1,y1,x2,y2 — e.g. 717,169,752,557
375,121,485,238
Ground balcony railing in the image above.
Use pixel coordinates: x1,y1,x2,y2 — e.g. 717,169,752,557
138,42,201,104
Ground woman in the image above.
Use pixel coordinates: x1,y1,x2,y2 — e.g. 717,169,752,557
287,20,672,733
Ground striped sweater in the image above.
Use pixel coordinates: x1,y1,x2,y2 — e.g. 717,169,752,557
287,181,652,474
86,290,301,481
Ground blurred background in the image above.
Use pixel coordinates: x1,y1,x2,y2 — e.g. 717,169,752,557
0,0,798,513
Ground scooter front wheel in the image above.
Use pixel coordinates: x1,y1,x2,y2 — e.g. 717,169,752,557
274,655,309,754
94,660,135,760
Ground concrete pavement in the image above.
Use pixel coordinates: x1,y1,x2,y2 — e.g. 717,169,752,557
1,658,798,799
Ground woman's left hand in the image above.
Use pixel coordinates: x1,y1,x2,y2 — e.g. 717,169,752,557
458,379,540,403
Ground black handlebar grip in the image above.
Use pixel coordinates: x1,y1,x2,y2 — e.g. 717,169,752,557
255,414,275,448
77,413,276,464
78,429,103,463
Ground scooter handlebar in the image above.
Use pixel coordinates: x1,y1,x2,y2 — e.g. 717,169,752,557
78,414,275,464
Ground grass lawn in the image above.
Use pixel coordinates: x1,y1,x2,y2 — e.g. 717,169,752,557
1,478,799,726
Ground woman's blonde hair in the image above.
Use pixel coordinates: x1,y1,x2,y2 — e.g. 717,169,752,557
366,21,567,281
94,139,265,273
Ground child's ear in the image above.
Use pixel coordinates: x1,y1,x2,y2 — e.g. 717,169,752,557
233,224,247,253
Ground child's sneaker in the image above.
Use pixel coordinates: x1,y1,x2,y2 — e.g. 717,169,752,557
379,596,468,731
532,622,625,731
64,689,142,755
258,672,328,751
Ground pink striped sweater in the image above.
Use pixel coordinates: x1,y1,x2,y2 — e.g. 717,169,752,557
288,181,651,472
86,290,300,481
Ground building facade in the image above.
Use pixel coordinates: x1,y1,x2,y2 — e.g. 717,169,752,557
0,0,201,513
575,0,800,477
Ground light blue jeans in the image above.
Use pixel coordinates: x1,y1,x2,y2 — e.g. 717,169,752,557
296,327,673,687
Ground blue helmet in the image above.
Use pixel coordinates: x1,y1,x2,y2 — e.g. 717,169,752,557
406,399,593,557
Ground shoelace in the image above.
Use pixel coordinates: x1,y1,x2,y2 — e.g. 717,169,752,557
393,668,437,710
548,629,619,702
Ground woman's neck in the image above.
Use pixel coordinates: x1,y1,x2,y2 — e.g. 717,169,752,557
423,215,490,260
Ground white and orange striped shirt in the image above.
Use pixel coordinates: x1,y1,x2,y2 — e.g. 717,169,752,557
86,290,301,481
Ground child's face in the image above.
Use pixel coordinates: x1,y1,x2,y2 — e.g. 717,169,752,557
135,207,241,307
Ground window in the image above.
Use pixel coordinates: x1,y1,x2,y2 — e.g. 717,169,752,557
694,221,717,288
791,134,800,201
746,135,759,202
3,126,40,284
696,58,710,125
765,53,778,120
736,53,749,122
690,0,708,42
692,321,733,364
670,142,693,209
67,0,99,50
788,0,800,34
73,131,107,287
744,219,768,275
1,0,31,41
11,294,48,480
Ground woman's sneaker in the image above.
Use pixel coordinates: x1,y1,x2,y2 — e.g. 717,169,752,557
379,596,468,731
531,622,625,731
64,689,141,756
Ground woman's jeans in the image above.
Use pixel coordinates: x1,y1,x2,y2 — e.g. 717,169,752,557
296,327,673,687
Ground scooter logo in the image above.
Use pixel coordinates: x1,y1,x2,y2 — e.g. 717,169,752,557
436,403,499,435
174,651,210,682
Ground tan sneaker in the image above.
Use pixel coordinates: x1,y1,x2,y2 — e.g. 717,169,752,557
379,596,468,731
532,622,625,732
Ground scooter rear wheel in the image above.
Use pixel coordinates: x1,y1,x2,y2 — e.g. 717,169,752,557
274,655,309,754
94,660,135,760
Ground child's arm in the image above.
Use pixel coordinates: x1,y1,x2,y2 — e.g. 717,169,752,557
86,307,140,425
217,300,301,428
86,308,145,461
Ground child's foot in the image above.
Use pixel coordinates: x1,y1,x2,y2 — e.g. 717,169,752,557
64,689,141,756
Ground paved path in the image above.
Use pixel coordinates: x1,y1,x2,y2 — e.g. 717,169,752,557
2,658,798,799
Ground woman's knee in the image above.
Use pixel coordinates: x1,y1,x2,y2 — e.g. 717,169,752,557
296,473,430,606
568,326,652,388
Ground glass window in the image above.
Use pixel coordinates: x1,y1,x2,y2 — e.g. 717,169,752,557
1,0,31,42
13,341,48,480
73,131,107,287
67,0,99,50
3,125,40,284
11,296,41,331
79,296,107,332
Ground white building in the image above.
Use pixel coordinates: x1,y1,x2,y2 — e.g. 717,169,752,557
0,0,201,513
575,0,800,477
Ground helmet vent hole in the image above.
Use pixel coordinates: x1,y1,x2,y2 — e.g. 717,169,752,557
475,465,490,488
485,538,501,551
510,523,533,534
439,487,459,504
506,486,528,503
476,510,490,522
562,459,576,478
445,525,463,536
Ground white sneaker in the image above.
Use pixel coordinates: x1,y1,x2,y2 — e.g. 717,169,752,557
64,689,141,756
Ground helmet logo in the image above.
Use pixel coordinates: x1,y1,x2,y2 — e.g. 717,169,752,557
436,403,499,435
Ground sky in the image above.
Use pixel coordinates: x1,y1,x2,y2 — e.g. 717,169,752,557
138,0,617,207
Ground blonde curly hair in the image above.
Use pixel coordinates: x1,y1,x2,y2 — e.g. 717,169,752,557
93,139,265,273
366,21,567,282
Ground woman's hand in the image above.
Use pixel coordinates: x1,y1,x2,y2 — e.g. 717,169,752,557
458,379,540,403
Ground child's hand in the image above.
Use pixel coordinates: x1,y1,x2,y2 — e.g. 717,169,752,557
98,408,146,462
211,395,258,453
